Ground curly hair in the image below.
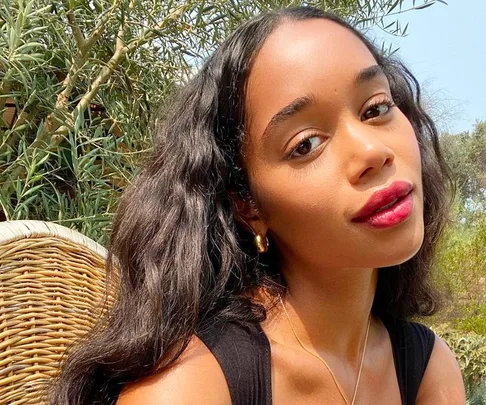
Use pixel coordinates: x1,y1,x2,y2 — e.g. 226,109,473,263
48,6,455,404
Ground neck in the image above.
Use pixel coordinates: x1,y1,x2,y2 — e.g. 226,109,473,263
262,262,379,363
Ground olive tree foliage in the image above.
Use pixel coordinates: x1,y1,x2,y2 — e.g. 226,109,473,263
440,121,486,214
433,325,486,403
0,0,447,244
432,121,486,337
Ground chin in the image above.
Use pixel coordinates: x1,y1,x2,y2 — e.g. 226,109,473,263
364,229,425,269
388,210,425,264
384,232,424,267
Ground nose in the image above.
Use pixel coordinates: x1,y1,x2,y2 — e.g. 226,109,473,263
341,121,395,184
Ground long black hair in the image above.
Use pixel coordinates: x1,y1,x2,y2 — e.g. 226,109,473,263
49,6,455,404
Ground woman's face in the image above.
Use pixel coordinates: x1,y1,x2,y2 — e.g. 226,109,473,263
240,18,424,272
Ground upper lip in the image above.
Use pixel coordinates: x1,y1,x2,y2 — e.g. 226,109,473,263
352,180,413,221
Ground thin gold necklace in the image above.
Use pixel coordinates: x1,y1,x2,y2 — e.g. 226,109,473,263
278,294,371,405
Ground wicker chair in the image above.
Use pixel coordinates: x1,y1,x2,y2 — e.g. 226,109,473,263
0,221,112,405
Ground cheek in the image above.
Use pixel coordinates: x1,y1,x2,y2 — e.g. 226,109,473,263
399,115,423,182
252,170,356,269
398,111,421,157
250,163,343,240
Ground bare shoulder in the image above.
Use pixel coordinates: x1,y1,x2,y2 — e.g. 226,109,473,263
116,335,231,405
416,333,466,405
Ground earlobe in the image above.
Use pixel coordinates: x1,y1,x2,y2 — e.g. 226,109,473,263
227,190,266,236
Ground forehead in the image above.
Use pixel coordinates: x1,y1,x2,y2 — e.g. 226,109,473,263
245,19,378,134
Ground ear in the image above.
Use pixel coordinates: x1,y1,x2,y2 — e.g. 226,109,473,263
228,190,268,236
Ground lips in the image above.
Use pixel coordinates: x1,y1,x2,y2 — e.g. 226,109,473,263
352,180,414,222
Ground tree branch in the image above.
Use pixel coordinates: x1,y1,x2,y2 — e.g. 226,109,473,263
0,79,13,121
75,49,126,120
84,0,121,51
125,4,189,53
63,1,86,50
58,0,122,105
1,0,185,195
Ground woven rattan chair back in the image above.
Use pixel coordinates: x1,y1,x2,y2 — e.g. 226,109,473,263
0,221,113,405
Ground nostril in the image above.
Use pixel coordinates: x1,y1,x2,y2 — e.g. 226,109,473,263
360,167,373,178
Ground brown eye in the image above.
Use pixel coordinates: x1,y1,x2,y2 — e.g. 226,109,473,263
288,134,324,159
295,139,313,155
362,100,395,121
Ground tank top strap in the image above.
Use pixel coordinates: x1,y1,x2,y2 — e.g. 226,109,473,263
197,320,272,405
198,317,435,405
381,316,436,405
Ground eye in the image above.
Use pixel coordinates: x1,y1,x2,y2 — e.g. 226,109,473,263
361,98,396,121
288,133,324,159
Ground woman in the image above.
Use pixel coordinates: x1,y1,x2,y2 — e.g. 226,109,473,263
49,6,466,405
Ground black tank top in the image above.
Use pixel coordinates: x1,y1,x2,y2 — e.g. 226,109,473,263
197,316,435,405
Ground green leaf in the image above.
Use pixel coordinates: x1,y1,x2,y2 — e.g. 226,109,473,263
21,183,44,198
208,14,225,24
402,22,409,36
415,3,434,10
20,192,40,209
388,0,402,13
15,41,45,53
13,53,45,62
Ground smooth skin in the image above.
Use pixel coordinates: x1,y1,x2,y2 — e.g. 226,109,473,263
118,18,465,405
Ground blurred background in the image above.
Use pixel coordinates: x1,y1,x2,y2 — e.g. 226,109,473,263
0,0,484,402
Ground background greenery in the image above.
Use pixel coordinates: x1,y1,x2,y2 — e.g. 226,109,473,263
0,0,484,402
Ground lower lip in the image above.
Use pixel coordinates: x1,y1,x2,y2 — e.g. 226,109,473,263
354,191,414,229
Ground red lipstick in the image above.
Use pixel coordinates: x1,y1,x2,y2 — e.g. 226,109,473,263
352,180,414,229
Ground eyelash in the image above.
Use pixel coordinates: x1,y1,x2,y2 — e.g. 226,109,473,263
286,132,322,160
362,98,396,121
287,97,396,160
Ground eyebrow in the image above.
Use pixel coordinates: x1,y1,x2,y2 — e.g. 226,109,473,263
260,64,387,142
261,93,316,142
354,64,386,87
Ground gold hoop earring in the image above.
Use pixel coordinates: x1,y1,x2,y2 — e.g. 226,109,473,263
254,234,269,254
